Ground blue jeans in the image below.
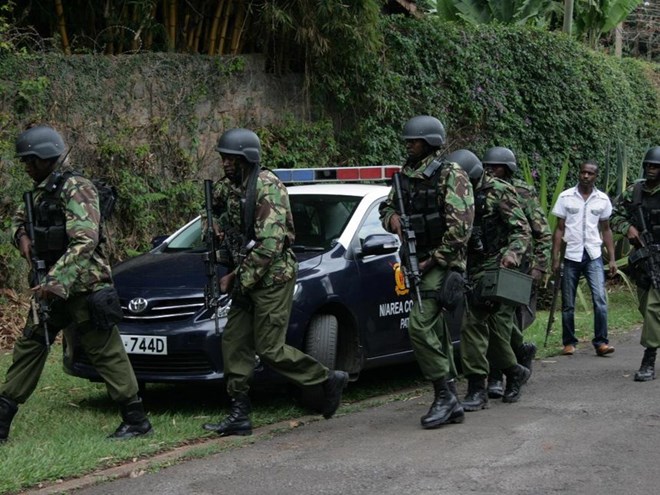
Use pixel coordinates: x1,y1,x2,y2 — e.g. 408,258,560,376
561,251,609,347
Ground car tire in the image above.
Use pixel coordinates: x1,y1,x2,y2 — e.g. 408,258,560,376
300,314,339,413
304,314,338,369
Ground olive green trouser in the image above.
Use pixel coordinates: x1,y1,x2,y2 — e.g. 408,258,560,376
461,300,518,378
510,321,524,352
407,266,457,382
222,277,329,397
0,293,139,404
638,286,660,349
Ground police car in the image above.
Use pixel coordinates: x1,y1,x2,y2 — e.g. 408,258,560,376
63,166,463,386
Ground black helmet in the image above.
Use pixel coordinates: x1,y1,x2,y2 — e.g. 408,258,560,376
482,146,517,173
216,128,261,164
446,149,483,180
401,116,446,147
643,147,660,165
15,125,66,160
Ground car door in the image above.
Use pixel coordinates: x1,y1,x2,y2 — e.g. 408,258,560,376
351,199,413,357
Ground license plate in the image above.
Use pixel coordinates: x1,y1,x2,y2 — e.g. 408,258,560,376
121,335,167,355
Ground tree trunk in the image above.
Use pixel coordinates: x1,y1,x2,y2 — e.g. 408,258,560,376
218,1,233,55
54,0,71,55
230,2,245,55
168,0,177,51
563,0,573,36
208,0,227,56
615,22,623,58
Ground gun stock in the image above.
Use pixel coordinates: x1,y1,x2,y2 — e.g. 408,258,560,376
203,180,222,336
544,270,561,347
23,191,51,348
392,173,424,312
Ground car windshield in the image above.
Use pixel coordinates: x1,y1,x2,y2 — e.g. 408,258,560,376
290,194,361,250
161,194,362,252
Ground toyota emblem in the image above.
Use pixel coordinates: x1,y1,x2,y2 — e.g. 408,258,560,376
128,297,149,314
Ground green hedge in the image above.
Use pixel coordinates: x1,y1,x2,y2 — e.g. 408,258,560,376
315,17,660,188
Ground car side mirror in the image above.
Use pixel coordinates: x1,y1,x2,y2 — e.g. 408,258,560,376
358,233,399,257
151,235,169,249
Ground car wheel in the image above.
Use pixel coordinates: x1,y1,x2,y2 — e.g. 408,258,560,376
304,314,338,369
300,314,339,412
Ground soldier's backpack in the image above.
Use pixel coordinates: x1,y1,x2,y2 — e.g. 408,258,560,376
46,170,118,222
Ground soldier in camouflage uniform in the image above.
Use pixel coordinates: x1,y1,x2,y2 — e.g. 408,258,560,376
202,128,348,437
611,147,660,382
446,149,532,409
481,147,551,398
0,125,152,444
379,116,474,429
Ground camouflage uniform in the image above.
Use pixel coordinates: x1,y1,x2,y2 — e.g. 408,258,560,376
1,167,139,406
380,150,475,382
213,168,329,398
461,174,531,379
611,180,660,349
509,178,552,344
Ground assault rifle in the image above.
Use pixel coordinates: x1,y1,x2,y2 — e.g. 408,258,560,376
23,191,51,348
392,173,424,312
634,200,660,290
203,179,222,336
544,269,561,347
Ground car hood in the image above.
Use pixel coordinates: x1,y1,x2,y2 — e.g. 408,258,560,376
113,247,333,289
113,251,207,289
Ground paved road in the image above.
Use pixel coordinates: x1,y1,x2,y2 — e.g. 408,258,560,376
66,328,659,495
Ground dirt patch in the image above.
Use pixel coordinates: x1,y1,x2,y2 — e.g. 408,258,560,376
0,289,27,350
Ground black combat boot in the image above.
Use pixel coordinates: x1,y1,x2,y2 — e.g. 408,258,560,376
634,348,657,382
203,394,253,436
515,342,537,375
322,370,349,419
462,375,489,412
421,378,465,429
109,397,154,440
487,370,504,399
0,396,18,443
447,378,459,402
502,364,531,403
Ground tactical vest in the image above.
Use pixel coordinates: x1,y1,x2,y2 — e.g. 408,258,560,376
32,171,115,267
472,182,498,255
32,171,72,267
632,181,660,244
399,160,446,251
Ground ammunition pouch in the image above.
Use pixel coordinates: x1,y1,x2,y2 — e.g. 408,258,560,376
87,287,123,332
438,270,465,311
468,225,484,254
33,224,67,267
217,244,234,269
230,292,253,310
420,270,465,311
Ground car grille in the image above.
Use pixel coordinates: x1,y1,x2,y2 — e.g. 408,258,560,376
77,351,215,376
122,296,205,322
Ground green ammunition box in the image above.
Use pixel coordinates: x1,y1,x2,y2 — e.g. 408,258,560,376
480,267,533,306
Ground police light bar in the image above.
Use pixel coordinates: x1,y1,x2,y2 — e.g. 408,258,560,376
272,165,401,183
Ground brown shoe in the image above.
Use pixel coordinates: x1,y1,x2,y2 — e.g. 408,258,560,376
562,345,575,355
596,344,615,356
